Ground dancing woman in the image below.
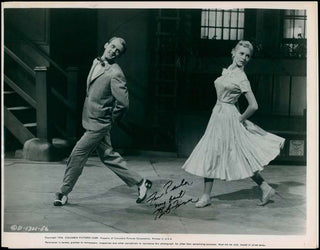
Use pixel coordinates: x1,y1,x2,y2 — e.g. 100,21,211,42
182,40,285,208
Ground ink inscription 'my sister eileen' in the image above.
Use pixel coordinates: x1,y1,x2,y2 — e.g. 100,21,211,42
146,179,198,220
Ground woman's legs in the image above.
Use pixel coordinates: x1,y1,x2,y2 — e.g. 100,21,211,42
251,171,264,185
203,177,214,197
251,171,276,206
196,177,214,208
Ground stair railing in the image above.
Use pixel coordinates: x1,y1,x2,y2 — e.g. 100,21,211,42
33,65,80,143
4,36,80,146
4,47,36,108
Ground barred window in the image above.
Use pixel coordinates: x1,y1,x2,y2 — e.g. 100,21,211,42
200,9,245,40
281,9,307,58
283,9,307,39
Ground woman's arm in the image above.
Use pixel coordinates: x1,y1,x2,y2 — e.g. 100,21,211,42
239,91,258,123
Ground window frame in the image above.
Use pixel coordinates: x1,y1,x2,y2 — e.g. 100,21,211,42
200,8,245,41
198,9,253,57
280,9,307,58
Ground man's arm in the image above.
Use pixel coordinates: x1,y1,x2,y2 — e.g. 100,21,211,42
110,72,129,123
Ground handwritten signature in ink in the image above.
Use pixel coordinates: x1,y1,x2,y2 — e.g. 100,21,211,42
146,179,198,220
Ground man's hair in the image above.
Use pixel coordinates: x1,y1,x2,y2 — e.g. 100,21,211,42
108,37,127,55
231,40,254,58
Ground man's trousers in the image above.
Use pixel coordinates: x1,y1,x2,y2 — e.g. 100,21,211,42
60,129,142,195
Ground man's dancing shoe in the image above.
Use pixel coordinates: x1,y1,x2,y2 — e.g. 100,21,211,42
53,192,68,206
258,182,276,206
195,195,211,208
136,179,152,203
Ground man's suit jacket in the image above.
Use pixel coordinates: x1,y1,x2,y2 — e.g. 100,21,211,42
82,58,129,131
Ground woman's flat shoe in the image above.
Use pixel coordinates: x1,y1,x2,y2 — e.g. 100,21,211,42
258,182,276,206
258,188,276,206
195,197,211,208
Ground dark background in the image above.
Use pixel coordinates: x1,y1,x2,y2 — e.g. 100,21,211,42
3,8,306,164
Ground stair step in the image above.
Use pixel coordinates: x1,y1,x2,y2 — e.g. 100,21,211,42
3,90,16,94
4,93,31,107
6,105,36,124
23,122,37,128
7,106,33,111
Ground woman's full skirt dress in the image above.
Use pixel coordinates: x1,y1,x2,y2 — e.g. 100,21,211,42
182,68,285,181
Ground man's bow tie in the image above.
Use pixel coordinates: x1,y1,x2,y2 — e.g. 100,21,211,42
97,57,106,66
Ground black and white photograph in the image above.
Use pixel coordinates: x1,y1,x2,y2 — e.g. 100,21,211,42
1,1,318,248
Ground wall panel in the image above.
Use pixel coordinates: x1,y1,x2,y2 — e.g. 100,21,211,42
272,76,290,115
290,76,306,116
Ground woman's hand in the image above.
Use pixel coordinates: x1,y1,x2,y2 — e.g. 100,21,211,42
239,116,245,124
239,114,245,123
240,91,258,122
